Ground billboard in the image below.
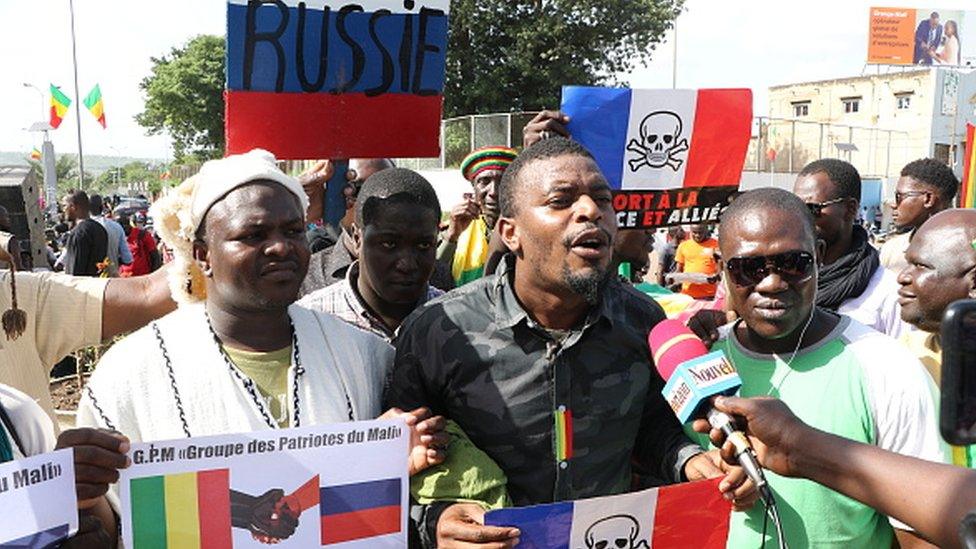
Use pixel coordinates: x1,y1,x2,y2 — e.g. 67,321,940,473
868,7,976,67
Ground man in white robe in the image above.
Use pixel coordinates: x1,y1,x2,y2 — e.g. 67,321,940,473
74,150,446,544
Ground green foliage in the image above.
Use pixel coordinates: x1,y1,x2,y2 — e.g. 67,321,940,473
136,35,226,162
444,0,683,117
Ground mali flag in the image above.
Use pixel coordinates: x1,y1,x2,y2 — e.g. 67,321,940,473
49,85,71,129
451,217,489,286
29,148,41,161
128,469,232,549
962,124,976,209
83,84,106,128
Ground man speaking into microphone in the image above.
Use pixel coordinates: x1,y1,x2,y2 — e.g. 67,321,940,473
703,188,947,548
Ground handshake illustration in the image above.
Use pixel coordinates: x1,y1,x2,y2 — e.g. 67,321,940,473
229,479,316,544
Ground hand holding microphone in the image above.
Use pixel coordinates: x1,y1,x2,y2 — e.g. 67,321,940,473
648,319,771,502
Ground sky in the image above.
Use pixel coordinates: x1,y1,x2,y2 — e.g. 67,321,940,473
1,0,973,161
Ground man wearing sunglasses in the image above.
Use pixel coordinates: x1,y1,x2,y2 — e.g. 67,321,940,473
714,187,946,549
881,158,959,273
793,159,912,337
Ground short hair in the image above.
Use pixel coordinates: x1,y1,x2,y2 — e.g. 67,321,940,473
498,137,596,217
355,168,441,228
900,158,959,202
89,194,103,211
720,188,816,248
65,190,90,209
798,158,861,201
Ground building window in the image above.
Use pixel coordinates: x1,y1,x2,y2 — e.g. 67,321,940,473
842,97,861,113
792,101,810,117
896,93,912,110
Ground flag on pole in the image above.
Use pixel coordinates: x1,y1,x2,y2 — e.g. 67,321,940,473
83,84,106,128
962,123,976,209
128,469,233,548
29,148,41,160
49,85,71,129
485,478,731,549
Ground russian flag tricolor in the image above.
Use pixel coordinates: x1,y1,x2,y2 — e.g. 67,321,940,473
485,479,731,549
562,87,752,191
320,477,402,545
225,0,450,159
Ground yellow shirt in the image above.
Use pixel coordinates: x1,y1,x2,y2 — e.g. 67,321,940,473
223,345,292,428
900,330,942,385
675,238,719,299
0,272,106,424
898,331,974,467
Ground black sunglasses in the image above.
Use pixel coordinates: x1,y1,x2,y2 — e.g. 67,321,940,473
725,251,816,287
805,197,846,217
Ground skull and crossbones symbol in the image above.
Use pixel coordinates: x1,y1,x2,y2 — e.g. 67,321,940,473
578,514,650,549
627,111,689,172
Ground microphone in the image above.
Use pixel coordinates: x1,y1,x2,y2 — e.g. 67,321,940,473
649,319,769,498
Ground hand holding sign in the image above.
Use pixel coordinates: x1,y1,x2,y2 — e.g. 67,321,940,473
55,428,130,509
379,407,448,476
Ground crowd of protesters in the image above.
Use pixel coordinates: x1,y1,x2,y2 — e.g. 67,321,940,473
0,109,972,549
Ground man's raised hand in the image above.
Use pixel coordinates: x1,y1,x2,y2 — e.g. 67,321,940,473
380,407,449,476
522,110,571,148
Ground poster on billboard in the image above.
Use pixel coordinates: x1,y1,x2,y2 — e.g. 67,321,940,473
868,7,976,67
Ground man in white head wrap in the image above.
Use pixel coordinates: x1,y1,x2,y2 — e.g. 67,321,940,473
75,150,447,543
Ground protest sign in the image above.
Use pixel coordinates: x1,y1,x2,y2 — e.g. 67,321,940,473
562,87,752,229
0,449,77,547
485,478,731,549
868,7,976,67
119,419,409,548
225,0,450,159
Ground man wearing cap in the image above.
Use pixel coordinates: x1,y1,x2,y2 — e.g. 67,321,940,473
438,147,518,285
75,150,448,542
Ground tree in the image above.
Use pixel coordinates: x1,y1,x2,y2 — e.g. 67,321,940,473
136,35,225,162
444,0,683,117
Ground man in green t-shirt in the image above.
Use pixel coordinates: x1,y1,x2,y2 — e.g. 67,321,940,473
711,188,946,548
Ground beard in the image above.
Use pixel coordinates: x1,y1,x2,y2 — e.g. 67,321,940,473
562,263,609,306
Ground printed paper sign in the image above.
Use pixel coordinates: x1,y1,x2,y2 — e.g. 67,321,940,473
562,87,751,229
225,0,450,159
485,479,731,549
0,449,78,546
119,419,409,548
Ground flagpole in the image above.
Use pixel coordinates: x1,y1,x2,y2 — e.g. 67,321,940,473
68,0,85,190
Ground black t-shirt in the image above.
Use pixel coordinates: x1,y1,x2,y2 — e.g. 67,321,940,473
63,219,108,276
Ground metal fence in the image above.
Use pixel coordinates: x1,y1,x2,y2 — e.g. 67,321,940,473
398,113,914,179
742,117,911,179
163,112,916,180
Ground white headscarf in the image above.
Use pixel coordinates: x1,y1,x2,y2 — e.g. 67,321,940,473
150,149,309,303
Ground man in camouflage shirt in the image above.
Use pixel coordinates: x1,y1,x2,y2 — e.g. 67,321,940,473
385,138,755,548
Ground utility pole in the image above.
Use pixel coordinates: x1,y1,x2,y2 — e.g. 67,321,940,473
68,0,86,189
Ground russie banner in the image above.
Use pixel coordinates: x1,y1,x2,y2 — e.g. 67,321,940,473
225,0,450,159
562,87,752,229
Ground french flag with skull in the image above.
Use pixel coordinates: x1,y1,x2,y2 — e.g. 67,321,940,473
484,478,731,549
561,87,752,191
